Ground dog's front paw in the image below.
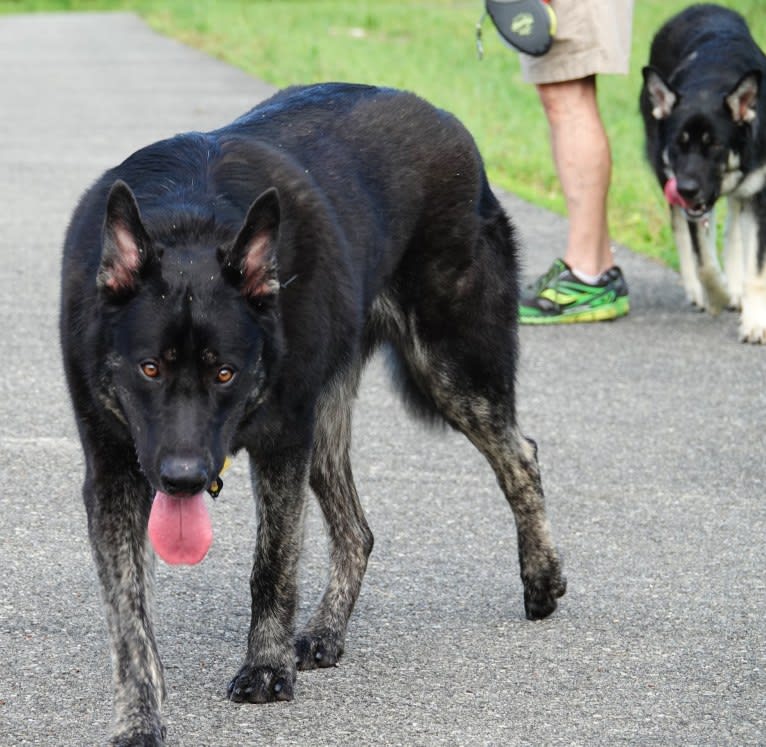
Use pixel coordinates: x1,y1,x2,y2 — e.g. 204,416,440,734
739,323,766,343
522,556,567,621
682,274,707,311
227,661,296,703
726,290,743,311
739,319,766,344
295,628,344,670
739,292,766,343
698,266,730,315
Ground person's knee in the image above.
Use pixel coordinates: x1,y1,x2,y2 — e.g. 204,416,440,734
537,76,598,124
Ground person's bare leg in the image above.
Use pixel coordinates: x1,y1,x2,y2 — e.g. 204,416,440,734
537,75,613,278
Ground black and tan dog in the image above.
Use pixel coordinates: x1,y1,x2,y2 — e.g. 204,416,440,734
641,3,766,343
60,83,566,745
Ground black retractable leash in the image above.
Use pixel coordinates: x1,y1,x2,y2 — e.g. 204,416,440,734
477,0,557,59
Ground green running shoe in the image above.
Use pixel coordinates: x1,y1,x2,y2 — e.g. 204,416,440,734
519,258,630,324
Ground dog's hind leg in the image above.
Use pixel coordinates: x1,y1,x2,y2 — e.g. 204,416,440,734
378,186,565,618
228,445,310,703
482,426,566,619
296,365,374,670
424,380,565,619
83,450,166,746
384,305,566,618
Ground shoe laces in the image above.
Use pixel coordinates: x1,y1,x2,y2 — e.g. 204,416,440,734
526,259,568,295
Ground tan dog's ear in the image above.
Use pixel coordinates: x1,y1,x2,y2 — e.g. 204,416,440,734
726,70,761,124
643,66,679,120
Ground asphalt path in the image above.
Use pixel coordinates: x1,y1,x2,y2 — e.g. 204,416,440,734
0,12,763,747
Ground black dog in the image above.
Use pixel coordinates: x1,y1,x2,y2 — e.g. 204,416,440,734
640,3,766,343
60,83,566,745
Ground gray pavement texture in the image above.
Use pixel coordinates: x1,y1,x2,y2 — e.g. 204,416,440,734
0,11,764,747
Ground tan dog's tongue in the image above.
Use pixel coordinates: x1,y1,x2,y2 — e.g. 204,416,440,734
664,177,690,209
148,491,213,565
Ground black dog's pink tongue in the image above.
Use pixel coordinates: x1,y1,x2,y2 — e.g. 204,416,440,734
148,491,213,565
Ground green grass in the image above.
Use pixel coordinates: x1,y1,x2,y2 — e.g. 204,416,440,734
2,0,764,267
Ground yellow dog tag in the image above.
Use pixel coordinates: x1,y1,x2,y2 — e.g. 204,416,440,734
208,456,232,498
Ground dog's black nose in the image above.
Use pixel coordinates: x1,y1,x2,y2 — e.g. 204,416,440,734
159,456,209,496
676,176,701,201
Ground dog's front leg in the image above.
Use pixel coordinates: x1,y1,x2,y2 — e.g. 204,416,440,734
228,447,308,703
724,196,745,308
674,206,729,313
738,197,766,343
692,208,730,314
672,205,707,309
85,463,165,746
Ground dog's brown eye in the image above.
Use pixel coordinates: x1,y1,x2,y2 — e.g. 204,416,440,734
216,366,235,385
140,360,161,379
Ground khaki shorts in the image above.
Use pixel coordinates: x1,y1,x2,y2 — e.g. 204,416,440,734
519,0,634,84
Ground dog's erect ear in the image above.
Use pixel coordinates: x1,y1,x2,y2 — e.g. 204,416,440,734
726,71,761,124
643,66,679,120
98,180,155,296
221,187,280,302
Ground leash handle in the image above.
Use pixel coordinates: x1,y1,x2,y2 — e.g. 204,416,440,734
481,0,557,57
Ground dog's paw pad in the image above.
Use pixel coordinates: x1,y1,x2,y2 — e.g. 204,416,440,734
227,663,295,703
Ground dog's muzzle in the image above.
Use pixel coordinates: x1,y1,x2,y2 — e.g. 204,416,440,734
664,177,713,222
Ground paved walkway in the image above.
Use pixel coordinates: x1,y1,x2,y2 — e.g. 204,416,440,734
0,12,763,746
